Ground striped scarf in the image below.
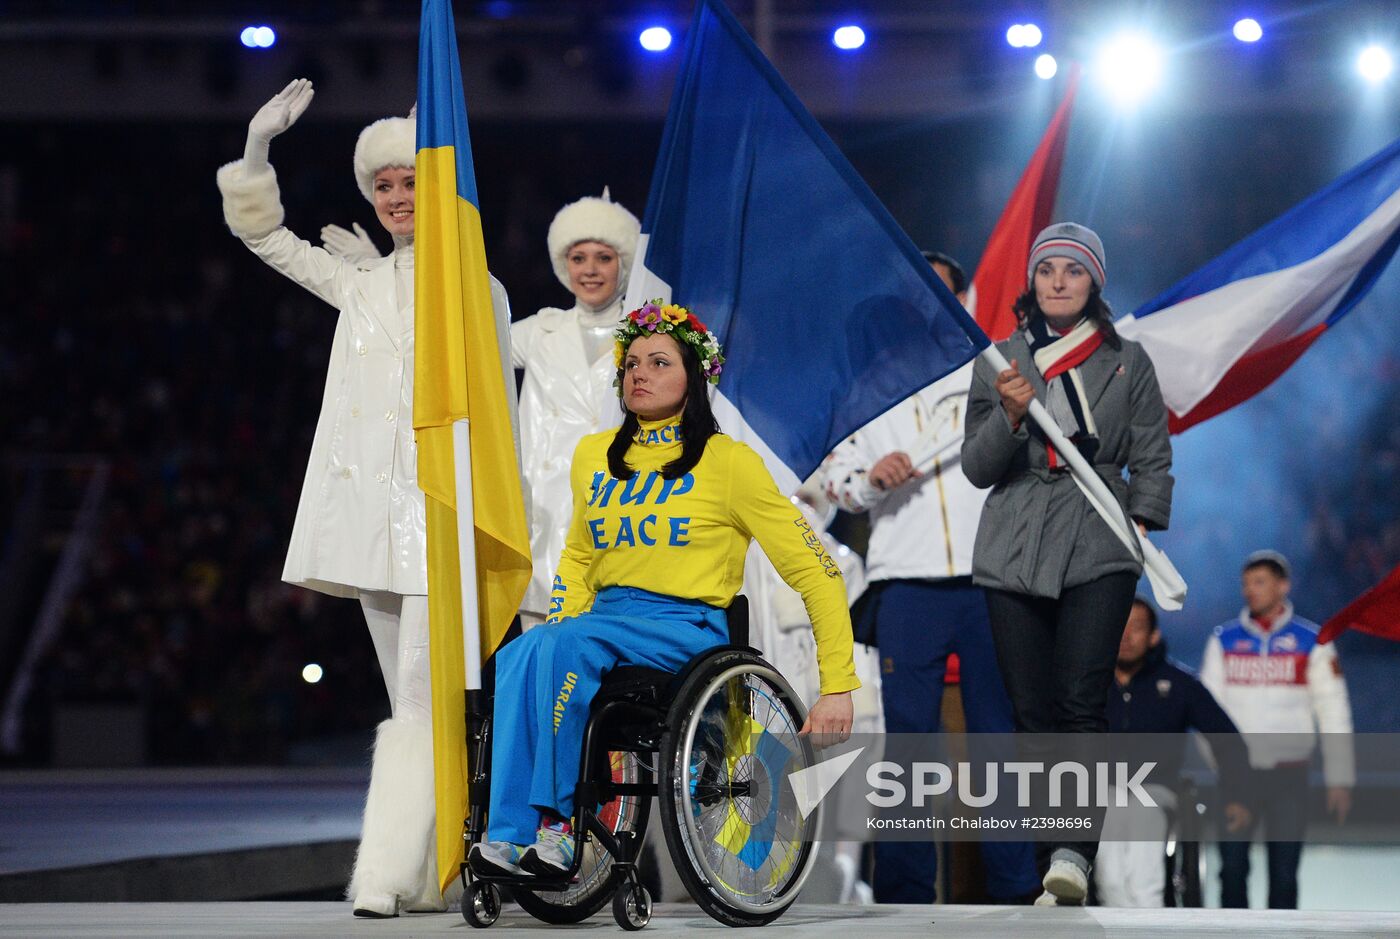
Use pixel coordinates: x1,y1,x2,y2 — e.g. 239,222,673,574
1025,316,1103,469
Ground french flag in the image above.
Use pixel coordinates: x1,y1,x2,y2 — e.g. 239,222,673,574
1117,133,1400,434
624,0,986,491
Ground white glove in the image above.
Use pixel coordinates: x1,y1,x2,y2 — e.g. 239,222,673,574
243,78,315,174
321,222,382,263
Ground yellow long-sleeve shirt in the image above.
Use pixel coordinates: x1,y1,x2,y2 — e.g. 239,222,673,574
548,417,860,695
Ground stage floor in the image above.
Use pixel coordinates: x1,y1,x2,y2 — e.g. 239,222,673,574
0,767,366,875
3,902,1400,938
0,768,366,902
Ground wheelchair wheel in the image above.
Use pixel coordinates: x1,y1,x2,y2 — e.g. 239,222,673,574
463,880,501,928
657,649,820,927
512,749,651,924
612,881,652,930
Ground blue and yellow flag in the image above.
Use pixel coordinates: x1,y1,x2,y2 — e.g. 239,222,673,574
415,0,531,892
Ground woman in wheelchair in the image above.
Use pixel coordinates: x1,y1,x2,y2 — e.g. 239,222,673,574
469,301,859,880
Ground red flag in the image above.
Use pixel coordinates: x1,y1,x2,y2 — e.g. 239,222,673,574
967,67,1080,341
1319,562,1400,644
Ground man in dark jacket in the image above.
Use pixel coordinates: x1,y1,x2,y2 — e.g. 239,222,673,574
1095,598,1251,906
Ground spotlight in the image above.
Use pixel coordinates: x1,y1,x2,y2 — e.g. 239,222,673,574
833,25,865,50
1096,33,1164,105
302,664,323,684
639,26,672,52
1007,24,1043,49
253,26,276,49
1358,45,1394,84
1035,54,1058,80
1233,18,1263,43
239,27,258,49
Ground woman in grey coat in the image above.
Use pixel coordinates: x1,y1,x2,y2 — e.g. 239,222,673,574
961,223,1173,906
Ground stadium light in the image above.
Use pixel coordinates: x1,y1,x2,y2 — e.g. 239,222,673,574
1358,45,1394,84
1096,33,1164,106
1233,18,1263,43
639,26,672,53
1007,24,1044,49
833,25,866,50
1035,54,1058,80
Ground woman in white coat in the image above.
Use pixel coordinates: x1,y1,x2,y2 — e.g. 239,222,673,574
511,192,640,626
216,79,507,919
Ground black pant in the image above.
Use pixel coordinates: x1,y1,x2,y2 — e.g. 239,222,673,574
1219,764,1309,909
984,571,1137,870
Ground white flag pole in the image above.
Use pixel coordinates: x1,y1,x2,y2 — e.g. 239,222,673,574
977,345,1187,610
453,418,483,691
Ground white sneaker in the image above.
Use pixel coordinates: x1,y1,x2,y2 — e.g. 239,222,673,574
521,820,576,876
1033,890,1059,907
1041,859,1088,905
469,841,528,876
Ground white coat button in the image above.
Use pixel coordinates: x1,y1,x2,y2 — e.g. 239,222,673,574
358,345,367,356
385,410,395,422
341,467,352,479
376,472,388,483
351,406,361,417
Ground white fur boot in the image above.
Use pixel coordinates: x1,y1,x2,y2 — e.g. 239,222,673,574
348,717,437,917
402,837,451,913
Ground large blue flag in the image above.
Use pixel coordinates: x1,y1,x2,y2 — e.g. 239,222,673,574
625,0,987,490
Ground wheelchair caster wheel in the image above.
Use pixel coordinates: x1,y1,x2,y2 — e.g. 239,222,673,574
463,881,501,928
613,881,652,931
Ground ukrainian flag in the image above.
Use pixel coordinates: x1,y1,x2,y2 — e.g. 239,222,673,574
415,0,531,893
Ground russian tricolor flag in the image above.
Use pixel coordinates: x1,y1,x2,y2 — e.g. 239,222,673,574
625,0,986,491
1118,134,1400,434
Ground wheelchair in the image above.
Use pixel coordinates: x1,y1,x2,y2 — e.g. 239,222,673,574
1163,776,1204,907
458,598,823,930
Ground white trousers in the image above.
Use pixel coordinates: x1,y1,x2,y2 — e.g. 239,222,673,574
349,591,444,913
1094,785,1176,908
360,592,433,721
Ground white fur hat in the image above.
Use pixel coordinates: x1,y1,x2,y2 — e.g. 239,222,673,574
547,189,641,290
353,116,416,202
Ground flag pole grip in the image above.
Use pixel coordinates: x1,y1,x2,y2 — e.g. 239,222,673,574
453,418,483,691
976,345,1140,550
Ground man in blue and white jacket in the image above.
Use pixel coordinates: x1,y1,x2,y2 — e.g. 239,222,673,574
1200,550,1354,909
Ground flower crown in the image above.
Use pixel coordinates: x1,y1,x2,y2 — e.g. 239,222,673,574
613,300,725,387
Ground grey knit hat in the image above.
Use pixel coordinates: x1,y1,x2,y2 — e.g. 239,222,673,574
1243,549,1291,579
1027,222,1107,288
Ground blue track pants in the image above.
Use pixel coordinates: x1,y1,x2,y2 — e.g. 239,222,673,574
487,586,728,845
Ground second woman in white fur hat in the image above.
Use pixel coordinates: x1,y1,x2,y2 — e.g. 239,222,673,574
510,191,640,627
